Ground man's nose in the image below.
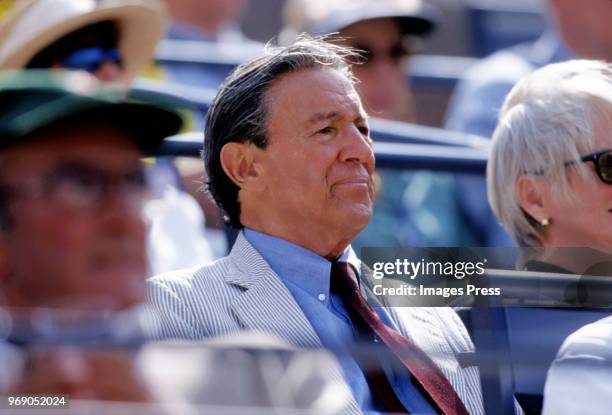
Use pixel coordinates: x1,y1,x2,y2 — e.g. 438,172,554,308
340,125,375,172
100,188,147,233
371,56,405,80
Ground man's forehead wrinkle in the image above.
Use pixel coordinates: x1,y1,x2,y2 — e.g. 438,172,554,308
309,91,366,122
307,111,341,124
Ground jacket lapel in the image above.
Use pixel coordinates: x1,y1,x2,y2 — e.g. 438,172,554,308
224,233,322,348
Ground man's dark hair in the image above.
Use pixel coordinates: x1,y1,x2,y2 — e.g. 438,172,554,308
204,34,359,228
26,20,120,68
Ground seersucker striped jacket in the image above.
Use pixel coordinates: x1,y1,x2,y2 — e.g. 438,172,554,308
148,232,486,414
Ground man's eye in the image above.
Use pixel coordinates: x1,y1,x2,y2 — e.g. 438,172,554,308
52,173,98,192
317,126,335,135
52,177,100,200
358,126,370,136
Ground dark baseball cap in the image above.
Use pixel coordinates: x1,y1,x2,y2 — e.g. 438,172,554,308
0,70,183,153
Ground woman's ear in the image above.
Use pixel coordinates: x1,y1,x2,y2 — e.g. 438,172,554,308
220,142,265,192
516,175,549,224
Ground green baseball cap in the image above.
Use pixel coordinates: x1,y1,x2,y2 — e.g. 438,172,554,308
0,70,183,153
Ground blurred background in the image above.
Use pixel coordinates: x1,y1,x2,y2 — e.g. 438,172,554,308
1,1,609,413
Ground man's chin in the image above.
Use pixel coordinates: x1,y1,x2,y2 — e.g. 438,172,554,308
338,203,374,230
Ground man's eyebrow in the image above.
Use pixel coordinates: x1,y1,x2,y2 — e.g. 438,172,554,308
306,111,342,124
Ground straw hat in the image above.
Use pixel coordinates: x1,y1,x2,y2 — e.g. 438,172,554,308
0,0,166,86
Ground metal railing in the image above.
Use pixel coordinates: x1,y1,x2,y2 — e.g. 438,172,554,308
157,131,489,174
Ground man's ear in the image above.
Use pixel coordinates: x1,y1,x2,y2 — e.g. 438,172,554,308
220,142,265,192
516,175,549,223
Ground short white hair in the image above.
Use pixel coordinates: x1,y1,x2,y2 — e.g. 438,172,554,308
488,60,612,246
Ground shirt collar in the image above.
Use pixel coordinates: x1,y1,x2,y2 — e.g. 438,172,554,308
244,228,360,299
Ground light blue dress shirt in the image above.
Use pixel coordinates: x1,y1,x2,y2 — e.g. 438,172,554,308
244,228,436,414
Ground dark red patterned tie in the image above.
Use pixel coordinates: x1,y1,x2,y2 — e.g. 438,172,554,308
330,261,469,415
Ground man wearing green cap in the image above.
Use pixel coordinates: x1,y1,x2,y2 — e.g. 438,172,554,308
0,71,181,309
0,70,181,400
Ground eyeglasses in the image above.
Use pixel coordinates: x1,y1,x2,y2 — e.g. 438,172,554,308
0,161,150,211
350,42,410,66
568,150,612,184
61,47,122,72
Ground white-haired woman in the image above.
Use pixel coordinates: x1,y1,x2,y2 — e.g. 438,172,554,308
487,59,612,415
489,59,612,262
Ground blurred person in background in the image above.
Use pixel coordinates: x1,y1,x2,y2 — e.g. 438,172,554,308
281,0,472,247
150,35,484,415
0,0,219,273
447,0,612,138
164,0,250,44
281,0,439,122
0,71,181,401
158,0,260,91
444,0,612,247
0,0,164,87
487,59,612,414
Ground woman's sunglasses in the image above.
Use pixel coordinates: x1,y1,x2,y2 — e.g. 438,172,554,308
61,47,122,72
567,150,612,184
351,42,410,66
